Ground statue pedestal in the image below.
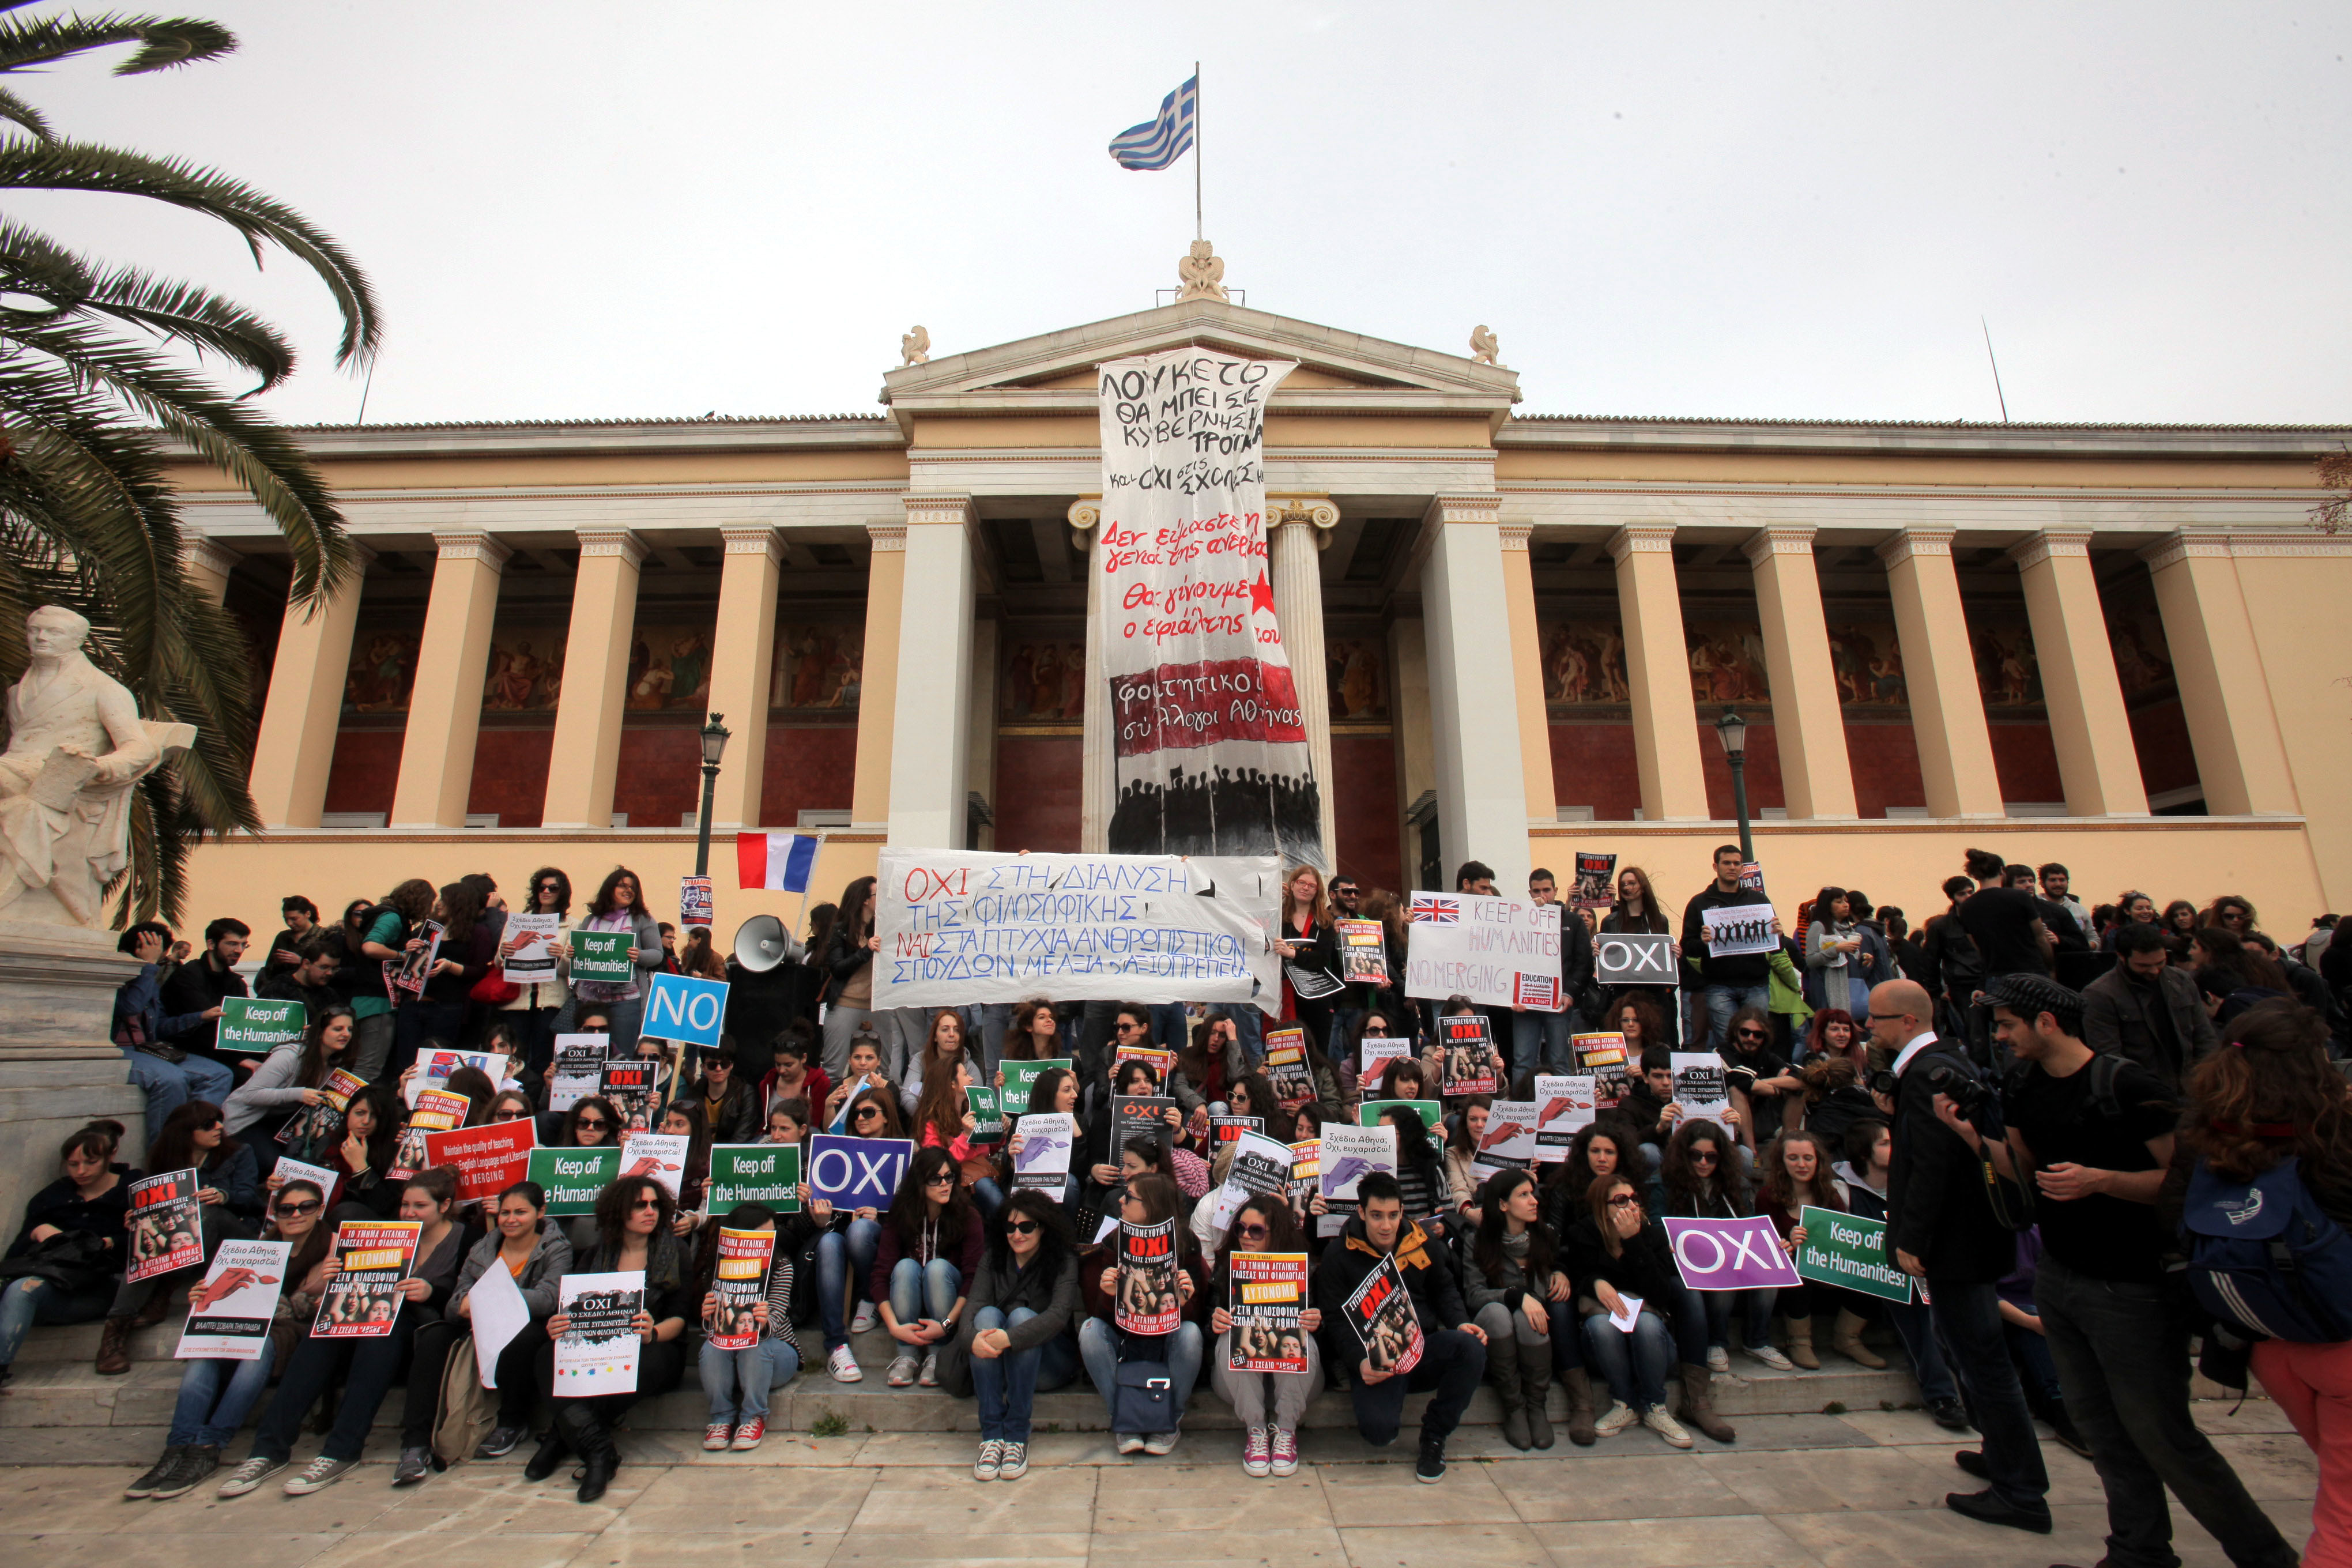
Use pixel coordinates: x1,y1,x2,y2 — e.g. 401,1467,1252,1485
0,922,144,1239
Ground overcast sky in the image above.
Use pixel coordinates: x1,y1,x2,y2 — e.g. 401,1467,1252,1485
13,1,2348,428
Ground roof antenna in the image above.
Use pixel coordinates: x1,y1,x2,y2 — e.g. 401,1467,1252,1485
355,357,376,425
1980,316,2011,424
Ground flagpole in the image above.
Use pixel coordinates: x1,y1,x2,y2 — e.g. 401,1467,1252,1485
1194,60,1203,242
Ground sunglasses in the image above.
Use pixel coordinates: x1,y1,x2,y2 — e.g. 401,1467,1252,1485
274,1198,323,1216
1607,1194,1642,1208
1735,1029,1767,1040
493,1108,530,1121
1115,1022,1144,1034
575,1115,609,1129
1691,1149,1719,1163
924,1173,955,1187
1237,1222,1269,1240
854,1106,883,1120
1002,1219,1040,1236
632,1196,664,1211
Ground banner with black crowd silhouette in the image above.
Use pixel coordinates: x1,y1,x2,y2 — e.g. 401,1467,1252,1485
1095,346,1323,868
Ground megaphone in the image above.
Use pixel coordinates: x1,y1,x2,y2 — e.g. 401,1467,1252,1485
732,913,800,973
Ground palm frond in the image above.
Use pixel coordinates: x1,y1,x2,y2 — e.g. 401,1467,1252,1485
0,138,377,367
0,11,233,78
0,220,295,386
0,81,50,139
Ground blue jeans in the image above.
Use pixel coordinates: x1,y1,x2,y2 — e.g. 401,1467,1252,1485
1148,1003,1190,1054
1078,1316,1203,1435
251,1311,421,1464
970,1305,1079,1444
1886,1298,1958,1404
1701,985,1770,1050
1701,1287,1778,1354
889,1257,962,1330
169,1343,278,1446
699,1335,801,1422
962,1003,1015,1081
122,1045,235,1136
1512,1010,1579,1075
0,1275,114,1367
971,1177,1006,1220
1583,1307,1676,1411
816,1218,882,1350
1230,1008,1264,1068
1929,1276,2051,1515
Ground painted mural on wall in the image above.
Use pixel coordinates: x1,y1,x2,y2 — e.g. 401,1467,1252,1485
1001,637,1085,724
1826,623,1909,709
345,625,420,713
1326,636,1388,723
2098,577,2177,703
1539,617,1631,710
626,622,716,711
1970,610,2045,711
1684,620,1771,706
483,630,564,711
771,622,864,713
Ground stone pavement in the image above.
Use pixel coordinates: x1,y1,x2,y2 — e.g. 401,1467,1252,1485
0,1400,2317,1568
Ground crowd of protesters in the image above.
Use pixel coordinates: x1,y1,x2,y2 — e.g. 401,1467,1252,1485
0,848,2340,1565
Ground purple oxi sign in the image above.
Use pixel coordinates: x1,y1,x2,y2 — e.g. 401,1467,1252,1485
1662,1216,1804,1291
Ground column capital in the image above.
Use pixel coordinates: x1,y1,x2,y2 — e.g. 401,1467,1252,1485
1875,527,1954,567
719,525,783,564
574,528,647,567
866,521,909,553
1066,495,1102,533
1422,493,1502,529
1268,495,1340,530
1741,525,1816,566
432,530,511,570
1606,522,1676,563
2138,527,2233,571
903,493,976,529
2007,527,2093,570
184,533,242,582
1497,522,1532,552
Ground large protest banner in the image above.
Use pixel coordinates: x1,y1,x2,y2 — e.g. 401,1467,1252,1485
1404,892,1563,1009
869,848,1280,1012
1094,346,1320,866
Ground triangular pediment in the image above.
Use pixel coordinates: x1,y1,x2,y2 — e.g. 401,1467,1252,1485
880,297,1520,409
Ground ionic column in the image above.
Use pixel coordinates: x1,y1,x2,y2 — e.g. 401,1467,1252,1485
1269,495,1339,866
1608,523,1708,820
183,535,240,605
1071,497,1110,853
540,530,646,830
707,526,784,831
884,495,975,848
1744,526,1857,818
1878,527,2002,817
2011,528,2149,817
965,615,998,849
389,531,509,828
1419,495,1532,891
2140,529,2298,815
849,520,906,831
1498,522,1559,824
250,541,373,828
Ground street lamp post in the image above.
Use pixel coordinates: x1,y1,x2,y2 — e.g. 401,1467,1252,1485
1714,708,1752,861
695,713,731,878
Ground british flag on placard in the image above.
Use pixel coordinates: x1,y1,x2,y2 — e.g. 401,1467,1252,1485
1409,895,1459,925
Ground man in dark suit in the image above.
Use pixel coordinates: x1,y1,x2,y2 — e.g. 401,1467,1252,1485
1869,977,2052,1536
2081,922,2217,1091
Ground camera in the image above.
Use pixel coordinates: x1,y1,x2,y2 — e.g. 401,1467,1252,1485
1927,1058,2005,1138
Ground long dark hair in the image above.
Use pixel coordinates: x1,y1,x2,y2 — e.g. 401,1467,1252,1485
888,1145,973,1252
1376,1057,1430,1102
441,1064,499,1127
1603,990,1672,1047
1212,1190,1305,1286
437,879,485,944
266,1177,335,1281
593,1173,678,1262
986,1188,1073,1279
341,1084,402,1173
58,1118,126,1166
1003,997,1060,1062
1022,1066,1075,1118
1122,1171,1197,1261
1381,1105,1438,1173
914,1054,971,1147
1610,865,1671,933
1547,1118,1634,1198
1758,1129,1844,1215
1471,1167,1556,1286
1444,1094,1495,1156
383,878,435,928
659,1098,712,1189
296,1004,356,1087
2184,1002,2350,1182
1660,1117,1750,1216
527,865,573,915
1811,887,1851,929
589,866,644,921
845,1084,906,1138
564,1095,621,1147
146,1100,239,1177
817,875,875,955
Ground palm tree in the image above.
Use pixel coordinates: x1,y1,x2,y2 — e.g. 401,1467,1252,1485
0,2,378,925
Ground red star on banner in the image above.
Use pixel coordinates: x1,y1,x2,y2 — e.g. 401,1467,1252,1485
1249,574,1278,619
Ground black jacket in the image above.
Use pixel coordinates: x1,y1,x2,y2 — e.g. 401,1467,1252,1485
159,953,247,1053
819,925,873,1008
1885,1034,2018,1282
1311,1215,1470,1373
2081,963,2217,1090
6,1170,134,1267
1561,1212,1688,1314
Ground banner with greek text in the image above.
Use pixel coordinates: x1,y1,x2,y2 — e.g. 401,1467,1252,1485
869,847,1280,1012
1096,346,1321,865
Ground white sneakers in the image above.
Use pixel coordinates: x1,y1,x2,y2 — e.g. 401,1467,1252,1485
918,1349,940,1386
1746,1343,1797,1372
850,1302,878,1334
973,1438,1004,1481
1643,1408,1694,1449
828,1344,862,1382
1705,1345,1732,1373
1594,1400,1639,1437
887,1353,918,1388
973,1439,1028,1480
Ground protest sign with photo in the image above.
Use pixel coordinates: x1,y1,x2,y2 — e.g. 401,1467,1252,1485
1437,1012,1501,1096
276,1066,366,1150
1227,1251,1311,1373
1573,1032,1632,1110
706,1144,801,1215
1261,1026,1316,1109
707,1227,774,1350
272,1155,341,1208
389,921,442,997
425,1120,537,1205
1404,891,1563,1011
1112,1095,1177,1163
598,1060,662,1133
501,913,561,984
680,875,715,930
569,928,635,985
1595,930,1678,988
1475,1099,1539,1175
999,1057,1071,1116
529,1146,621,1216
1336,919,1389,985
126,1169,202,1283
215,996,304,1054
554,1270,644,1394
1671,1051,1732,1123
1664,1215,1804,1292
312,1219,419,1338
178,1238,292,1360
869,849,1280,1011
1009,1112,1075,1193
1571,852,1616,911
125,1174,199,1292
547,1033,606,1111
1342,1253,1423,1375
389,1088,468,1181
618,1131,691,1200
1115,1216,1181,1335
1209,1114,1262,1148
409,1046,504,1107
1228,1130,1295,1199
1287,1139,1321,1211
1355,1098,1442,1132
1359,1035,1412,1079
1533,1075,1597,1160
966,1086,1004,1144
1318,1122,1398,1228
1701,902,1777,959
1113,1043,1175,1084
808,1133,913,1209
1795,1204,1913,1302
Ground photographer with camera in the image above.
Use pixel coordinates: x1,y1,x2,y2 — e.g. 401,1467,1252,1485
1934,973,2295,1568
1869,978,2052,1534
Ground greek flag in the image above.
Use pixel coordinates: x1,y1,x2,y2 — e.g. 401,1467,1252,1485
1108,76,1197,170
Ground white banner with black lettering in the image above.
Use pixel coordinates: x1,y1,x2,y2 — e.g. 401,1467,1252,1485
1402,891,1563,1010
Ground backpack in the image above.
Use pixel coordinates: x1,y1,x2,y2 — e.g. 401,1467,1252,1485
431,1335,496,1467
2180,1155,2352,1344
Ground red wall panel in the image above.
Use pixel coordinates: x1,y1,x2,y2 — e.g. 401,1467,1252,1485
612,727,703,828
759,725,858,830
1845,723,1927,817
1988,721,2067,805
321,730,401,816
466,729,553,827
993,734,1082,853
1550,723,1640,821
1329,734,1400,891
2128,699,2199,798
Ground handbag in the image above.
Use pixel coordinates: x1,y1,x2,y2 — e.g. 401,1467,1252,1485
1110,1358,1176,1434
0,1231,115,1294
470,973,521,1007
431,1333,494,1467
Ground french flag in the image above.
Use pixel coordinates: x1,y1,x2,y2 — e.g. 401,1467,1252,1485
736,832,819,892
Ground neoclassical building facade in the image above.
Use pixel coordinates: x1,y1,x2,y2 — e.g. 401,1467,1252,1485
174,299,2352,936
